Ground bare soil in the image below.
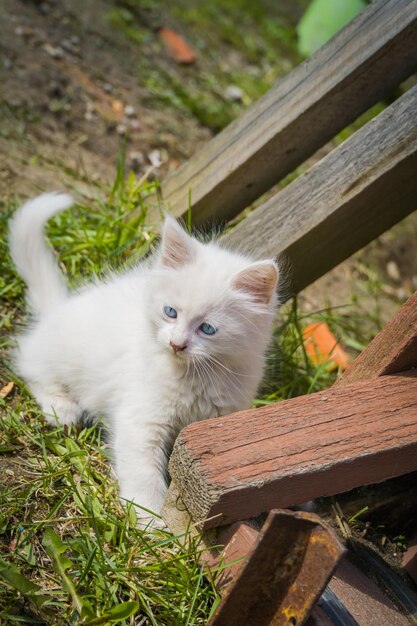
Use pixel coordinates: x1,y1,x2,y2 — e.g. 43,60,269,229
0,0,211,199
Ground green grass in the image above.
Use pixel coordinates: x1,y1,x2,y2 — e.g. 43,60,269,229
0,171,221,625
107,0,304,131
0,165,388,624
0,408,218,625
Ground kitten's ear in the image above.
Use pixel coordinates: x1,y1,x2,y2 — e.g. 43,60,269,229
232,261,278,304
159,216,197,269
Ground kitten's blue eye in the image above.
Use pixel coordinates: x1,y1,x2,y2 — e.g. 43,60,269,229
164,306,177,319
200,322,216,336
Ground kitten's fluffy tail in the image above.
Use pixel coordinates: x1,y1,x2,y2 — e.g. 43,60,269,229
9,192,73,316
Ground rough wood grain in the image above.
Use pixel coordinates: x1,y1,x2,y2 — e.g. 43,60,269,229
326,558,414,626
336,291,417,384
208,510,344,626
159,0,417,226
221,85,417,295
168,371,417,528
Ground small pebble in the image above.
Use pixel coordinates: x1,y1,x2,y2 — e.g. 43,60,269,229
116,123,127,136
124,104,135,117
15,26,33,37
84,101,96,121
129,119,141,130
224,85,245,102
61,39,76,53
43,43,64,59
386,260,400,282
148,149,162,168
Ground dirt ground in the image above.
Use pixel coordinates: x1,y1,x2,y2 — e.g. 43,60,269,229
2,0,416,324
0,0,212,199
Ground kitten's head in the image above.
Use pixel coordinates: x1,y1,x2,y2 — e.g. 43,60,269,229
148,216,279,368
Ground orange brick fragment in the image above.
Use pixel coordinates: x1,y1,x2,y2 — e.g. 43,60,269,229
158,27,197,64
303,322,350,371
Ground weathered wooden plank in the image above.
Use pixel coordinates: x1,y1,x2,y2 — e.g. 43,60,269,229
168,371,417,528
221,85,417,295
208,509,344,626
325,558,415,626
159,0,417,225
337,291,417,385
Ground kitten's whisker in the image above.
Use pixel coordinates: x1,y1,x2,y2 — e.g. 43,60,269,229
204,357,251,399
194,356,223,406
205,354,259,379
194,356,224,406
191,351,253,398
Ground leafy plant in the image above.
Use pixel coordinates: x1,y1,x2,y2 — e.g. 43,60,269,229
297,0,366,57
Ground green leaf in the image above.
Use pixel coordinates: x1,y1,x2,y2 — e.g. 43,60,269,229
0,556,50,613
297,0,366,57
43,528,94,618
84,601,139,624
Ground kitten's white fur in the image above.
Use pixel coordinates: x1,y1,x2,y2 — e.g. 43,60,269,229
9,193,279,527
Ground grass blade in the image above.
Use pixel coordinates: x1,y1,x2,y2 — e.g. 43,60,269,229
42,528,93,619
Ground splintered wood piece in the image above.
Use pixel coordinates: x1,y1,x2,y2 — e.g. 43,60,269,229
221,86,417,296
337,290,417,384
169,371,417,528
159,0,417,225
208,509,344,626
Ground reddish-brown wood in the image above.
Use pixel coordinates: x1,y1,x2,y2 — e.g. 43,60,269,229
169,372,417,528
202,520,261,591
337,291,417,385
326,558,412,626
208,510,344,626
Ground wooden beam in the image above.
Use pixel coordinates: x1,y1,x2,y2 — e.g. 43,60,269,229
168,371,417,528
159,0,417,226
221,85,417,295
208,510,344,626
337,291,417,384
316,559,412,626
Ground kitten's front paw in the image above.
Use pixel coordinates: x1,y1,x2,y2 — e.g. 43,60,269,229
120,488,168,532
33,384,82,426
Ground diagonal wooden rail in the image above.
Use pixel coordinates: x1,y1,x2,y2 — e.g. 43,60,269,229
221,85,417,295
159,0,417,226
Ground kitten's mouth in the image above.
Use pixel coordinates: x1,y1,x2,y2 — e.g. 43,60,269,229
171,349,189,359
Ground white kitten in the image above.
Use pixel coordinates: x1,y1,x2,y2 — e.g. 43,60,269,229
9,193,279,527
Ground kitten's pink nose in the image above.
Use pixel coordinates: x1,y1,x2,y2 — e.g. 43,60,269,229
170,340,187,353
